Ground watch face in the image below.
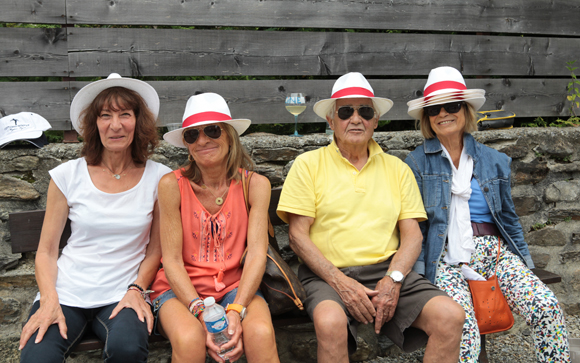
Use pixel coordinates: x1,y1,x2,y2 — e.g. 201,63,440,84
389,271,404,282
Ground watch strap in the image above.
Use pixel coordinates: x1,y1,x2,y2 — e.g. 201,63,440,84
226,303,244,315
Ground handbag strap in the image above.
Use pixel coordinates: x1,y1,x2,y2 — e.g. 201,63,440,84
241,169,254,214
492,237,502,276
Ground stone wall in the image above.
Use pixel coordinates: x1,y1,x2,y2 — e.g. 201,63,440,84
1,128,579,362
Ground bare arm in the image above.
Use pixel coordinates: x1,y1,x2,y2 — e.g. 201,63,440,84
372,218,423,333
158,173,199,306
288,213,378,324
19,180,69,349
109,200,162,334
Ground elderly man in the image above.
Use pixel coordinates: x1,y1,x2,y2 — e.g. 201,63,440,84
277,72,465,363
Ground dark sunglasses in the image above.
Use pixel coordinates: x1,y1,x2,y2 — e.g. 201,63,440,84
424,102,464,117
183,125,222,144
336,105,376,121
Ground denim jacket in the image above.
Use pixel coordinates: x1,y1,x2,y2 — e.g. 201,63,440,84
404,133,534,283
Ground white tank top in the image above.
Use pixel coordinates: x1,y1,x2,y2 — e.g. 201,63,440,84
36,157,171,308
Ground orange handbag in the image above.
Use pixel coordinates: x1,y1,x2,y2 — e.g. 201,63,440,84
467,238,514,335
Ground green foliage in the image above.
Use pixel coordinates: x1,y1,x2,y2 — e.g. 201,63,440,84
520,116,580,128
45,131,64,143
531,220,554,231
564,217,572,222
566,60,580,117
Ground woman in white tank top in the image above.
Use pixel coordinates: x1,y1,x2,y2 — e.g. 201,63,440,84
19,73,171,363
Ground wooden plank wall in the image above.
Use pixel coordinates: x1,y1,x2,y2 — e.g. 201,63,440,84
0,0,578,129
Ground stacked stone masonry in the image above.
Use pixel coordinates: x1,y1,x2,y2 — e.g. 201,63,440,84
1,128,579,362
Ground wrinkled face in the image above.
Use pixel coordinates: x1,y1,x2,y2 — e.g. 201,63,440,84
428,103,466,140
328,98,378,149
184,123,230,167
96,101,136,153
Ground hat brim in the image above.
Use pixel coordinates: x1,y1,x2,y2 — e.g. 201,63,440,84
163,119,252,148
313,96,394,120
70,77,160,134
0,132,48,149
407,90,486,120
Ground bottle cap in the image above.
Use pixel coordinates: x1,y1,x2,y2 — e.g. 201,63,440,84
204,296,216,306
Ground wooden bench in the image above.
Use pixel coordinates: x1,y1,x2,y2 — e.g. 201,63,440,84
8,187,561,359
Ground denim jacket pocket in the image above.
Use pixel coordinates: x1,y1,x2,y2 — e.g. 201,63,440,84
421,175,442,208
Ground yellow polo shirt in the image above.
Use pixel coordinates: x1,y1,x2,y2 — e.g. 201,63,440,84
277,139,426,268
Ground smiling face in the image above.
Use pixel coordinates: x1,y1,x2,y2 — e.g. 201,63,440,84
96,101,136,153
328,98,378,150
428,103,466,142
185,123,231,168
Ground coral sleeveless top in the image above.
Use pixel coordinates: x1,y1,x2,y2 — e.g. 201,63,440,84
150,169,248,300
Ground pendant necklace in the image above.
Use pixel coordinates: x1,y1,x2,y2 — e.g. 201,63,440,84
102,162,132,180
202,184,229,205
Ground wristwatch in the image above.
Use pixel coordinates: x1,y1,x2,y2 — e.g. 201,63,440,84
226,303,247,321
386,270,405,283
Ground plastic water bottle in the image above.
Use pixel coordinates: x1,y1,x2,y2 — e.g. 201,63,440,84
203,297,233,358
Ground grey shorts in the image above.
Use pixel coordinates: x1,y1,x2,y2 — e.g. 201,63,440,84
298,259,447,354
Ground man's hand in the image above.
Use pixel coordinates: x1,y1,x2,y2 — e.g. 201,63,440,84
333,274,378,324
371,276,401,333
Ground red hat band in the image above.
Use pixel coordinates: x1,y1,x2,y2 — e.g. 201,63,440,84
423,81,466,99
331,87,374,99
182,111,232,128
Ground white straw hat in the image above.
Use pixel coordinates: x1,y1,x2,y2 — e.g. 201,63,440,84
70,73,160,133
163,93,251,148
313,72,393,120
407,66,486,120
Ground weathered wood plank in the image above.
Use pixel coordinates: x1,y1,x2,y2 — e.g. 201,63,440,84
0,82,72,130
0,0,66,24
65,0,579,36
0,28,68,77
68,78,570,125
9,210,70,254
67,28,580,77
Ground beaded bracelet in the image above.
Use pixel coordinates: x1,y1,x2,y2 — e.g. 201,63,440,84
192,303,206,318
128,283,145,293
128,286,146,300
188,298,202,313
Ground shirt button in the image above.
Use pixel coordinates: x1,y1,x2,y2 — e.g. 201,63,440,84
353,172,356,175
484,187,489,192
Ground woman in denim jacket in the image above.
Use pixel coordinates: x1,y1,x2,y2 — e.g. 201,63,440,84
404,66,569,362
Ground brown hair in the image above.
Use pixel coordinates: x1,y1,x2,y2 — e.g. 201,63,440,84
79,87,159,165
182,123,254,184
419,102,477,139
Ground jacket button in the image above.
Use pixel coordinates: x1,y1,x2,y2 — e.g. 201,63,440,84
484,187,489,192
442,206,447,210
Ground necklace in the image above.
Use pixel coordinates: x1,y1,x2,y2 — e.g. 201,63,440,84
102,162,132,180
202,184,229,205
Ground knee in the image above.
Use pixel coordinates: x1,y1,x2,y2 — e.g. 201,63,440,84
169,326,206,357
313,303,348,343
244,319,276,342
430,298,466,338
105,341,149,363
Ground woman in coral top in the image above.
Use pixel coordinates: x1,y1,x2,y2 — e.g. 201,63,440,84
150,93,279,363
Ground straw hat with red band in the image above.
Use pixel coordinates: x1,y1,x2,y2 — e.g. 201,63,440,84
313,72,393,120
70,73,160,134
407,66,486,120
163,93,251,148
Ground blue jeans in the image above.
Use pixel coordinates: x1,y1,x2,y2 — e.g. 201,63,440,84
20,301,149,363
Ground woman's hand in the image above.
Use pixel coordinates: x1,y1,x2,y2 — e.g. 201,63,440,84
203,310,244,362
109,289,153,335
19,297,67,350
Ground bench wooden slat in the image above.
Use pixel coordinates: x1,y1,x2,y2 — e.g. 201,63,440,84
9,210,70,254
531,268,562,284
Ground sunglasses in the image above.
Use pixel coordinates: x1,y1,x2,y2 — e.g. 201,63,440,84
336,105,376,121
183,125,222,144
424,102,464,117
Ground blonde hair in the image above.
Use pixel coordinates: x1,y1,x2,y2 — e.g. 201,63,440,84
419,102,477,139
182,123,254,183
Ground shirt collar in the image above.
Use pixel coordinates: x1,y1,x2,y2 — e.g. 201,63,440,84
424,133,478,160
328,137,383,161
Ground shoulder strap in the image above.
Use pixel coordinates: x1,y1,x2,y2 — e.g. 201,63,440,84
241,169,255,215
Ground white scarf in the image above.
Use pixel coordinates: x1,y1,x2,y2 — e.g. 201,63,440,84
441,144,475,265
